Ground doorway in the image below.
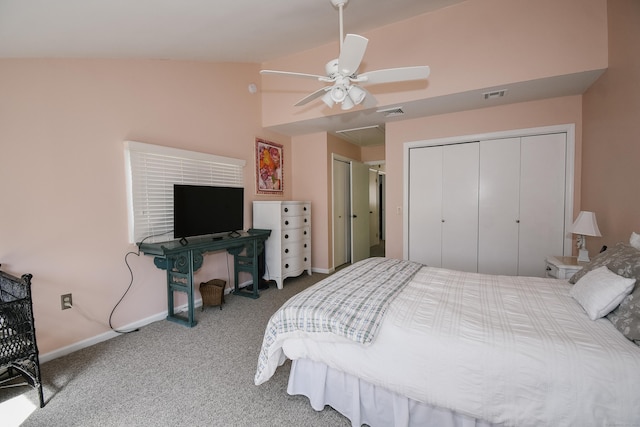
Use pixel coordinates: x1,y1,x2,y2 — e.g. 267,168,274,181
332,156,378,270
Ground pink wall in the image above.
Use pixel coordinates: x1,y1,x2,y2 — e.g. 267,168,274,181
261,0,607,128
361,145,385,164
290,132,328,271
0,59,289,356
385,96,583,259
582,0,640,247
289,132,362,272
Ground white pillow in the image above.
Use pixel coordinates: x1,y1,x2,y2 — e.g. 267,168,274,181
570,266,636,320
630,232,640,250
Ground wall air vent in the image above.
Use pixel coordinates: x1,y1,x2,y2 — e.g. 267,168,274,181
483,89,508,100
376,106,405,117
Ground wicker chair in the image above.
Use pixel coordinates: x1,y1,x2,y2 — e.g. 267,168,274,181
0,266,45,407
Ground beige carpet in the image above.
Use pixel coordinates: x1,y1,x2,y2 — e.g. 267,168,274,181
2,272,352,426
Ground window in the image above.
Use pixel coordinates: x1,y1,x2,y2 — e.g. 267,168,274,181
124,141,245,243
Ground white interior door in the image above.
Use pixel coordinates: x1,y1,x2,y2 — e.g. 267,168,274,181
441,143,479,272
351,161,370,263
333,158,350,267
519,133,566,276
369,169,380,247
408,146,443,265
478,138,521,275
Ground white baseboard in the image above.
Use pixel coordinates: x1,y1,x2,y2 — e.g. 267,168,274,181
312,267,332,274
39,279,269,363
39,297,205,364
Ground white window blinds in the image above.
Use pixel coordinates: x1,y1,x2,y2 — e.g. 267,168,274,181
124,140,246,243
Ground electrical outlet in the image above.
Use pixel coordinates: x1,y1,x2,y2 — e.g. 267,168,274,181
61,293,72,310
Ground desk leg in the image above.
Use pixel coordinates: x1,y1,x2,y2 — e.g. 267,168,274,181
230,238,262,299
165,251,197,327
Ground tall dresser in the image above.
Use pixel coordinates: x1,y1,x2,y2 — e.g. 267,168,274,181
253,201,311,289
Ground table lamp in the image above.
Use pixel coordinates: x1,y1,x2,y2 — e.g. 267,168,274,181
571,211,601,262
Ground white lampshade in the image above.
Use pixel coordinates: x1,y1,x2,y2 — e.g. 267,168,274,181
571,211,602,237
571,211,601,262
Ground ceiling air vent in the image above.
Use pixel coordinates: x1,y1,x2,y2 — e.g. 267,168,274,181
335,125,385,147
483,89,508,100
376,106,405,117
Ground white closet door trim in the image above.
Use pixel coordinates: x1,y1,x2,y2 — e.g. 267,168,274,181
403,124,575,260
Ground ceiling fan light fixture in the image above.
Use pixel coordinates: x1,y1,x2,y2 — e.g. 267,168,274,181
322,91,335,108
341,96,355,110
347,85,366,105
330,85,347,103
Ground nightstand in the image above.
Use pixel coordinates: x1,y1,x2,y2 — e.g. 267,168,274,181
545,256,586,280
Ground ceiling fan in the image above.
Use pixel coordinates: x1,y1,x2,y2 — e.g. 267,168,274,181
260,0,431,111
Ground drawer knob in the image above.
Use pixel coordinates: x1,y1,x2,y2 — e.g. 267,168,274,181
304,257,307,262
304,231,307,235
284,207,289,212
285,248,289,253
285,263,289,269
304,206,307,211
285,220,289,225
304,218,308,223
304,243,307,248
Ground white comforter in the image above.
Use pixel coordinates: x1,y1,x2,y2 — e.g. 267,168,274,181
265,266,640,427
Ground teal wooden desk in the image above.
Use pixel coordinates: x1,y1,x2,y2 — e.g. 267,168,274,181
138,228,271,327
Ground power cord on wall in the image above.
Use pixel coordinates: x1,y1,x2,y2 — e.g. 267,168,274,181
109,232,172,334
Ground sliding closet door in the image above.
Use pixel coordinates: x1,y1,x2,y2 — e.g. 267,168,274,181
518,133,566,276
408,146,443,265
478,138,520,275
408,143,478,271
441,143,479,272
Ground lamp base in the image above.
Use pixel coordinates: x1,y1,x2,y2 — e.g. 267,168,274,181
577,249,590,263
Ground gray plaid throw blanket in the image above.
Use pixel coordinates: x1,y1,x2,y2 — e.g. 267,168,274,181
255,257,423,384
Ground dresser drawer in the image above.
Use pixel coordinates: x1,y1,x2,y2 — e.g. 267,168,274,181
282,215,310,229
282,203,311,217
282,226,310,243
545,256,583,280
282,253,311,272
545,263,560,279
283,240,310,258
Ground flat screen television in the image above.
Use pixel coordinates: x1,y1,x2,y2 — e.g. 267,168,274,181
173,184,244,239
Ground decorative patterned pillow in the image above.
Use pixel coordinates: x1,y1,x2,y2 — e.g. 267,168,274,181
607,287,640,345
570,266,636,320
630,232,640,250
569,243,640,284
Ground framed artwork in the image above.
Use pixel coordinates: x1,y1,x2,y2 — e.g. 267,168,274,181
256,138,283,195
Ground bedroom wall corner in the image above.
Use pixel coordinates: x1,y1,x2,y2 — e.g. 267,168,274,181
582,0,640,248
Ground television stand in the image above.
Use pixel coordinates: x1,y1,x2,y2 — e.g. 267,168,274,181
139,229,271,327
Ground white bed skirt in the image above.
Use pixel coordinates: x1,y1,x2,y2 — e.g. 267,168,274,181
287,359,501,427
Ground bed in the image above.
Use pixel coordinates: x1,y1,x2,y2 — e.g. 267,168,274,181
255,245,640,427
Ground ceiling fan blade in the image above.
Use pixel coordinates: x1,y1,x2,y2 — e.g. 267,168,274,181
294,86,331,107
260,69,330,82
358,66,431,85
338,34,368,76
